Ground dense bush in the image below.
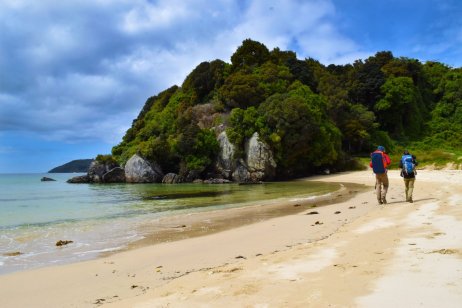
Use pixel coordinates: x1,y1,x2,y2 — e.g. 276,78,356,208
110,39,462,178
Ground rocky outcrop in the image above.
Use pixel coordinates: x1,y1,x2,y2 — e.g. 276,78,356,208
87,160,120,183
56,240,73,247
67,175,90,183
41,177,56,181
162,173,182,184
245,132,276,181
102,167,126,183
67,160,123,184
225,132,276,183
216,131,235,179
232,160,251,183
125,154,164,183
203,178,232,184
68,132,276,185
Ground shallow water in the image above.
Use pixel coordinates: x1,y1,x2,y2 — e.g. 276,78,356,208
0,173,339,274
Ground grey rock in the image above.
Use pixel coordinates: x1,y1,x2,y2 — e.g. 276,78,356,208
203,178,232,184
245,132,276,181
125,154,163,183
216,131,235,179
41,177,56,181
102,167,126,183
184,169,202,182
87,160,119,183
162,173,183,184
67,175,90,183
232,161,251,183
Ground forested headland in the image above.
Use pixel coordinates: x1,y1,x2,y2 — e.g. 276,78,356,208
110,39,462,181
48,159,94,173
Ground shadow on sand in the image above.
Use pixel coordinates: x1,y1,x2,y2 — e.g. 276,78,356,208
385,197,437,205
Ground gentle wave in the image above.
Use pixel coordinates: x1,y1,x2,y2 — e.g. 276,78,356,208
0,173,339,275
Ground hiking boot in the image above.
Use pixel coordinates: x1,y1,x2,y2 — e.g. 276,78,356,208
408,198,413,203
381,198,387,204
377,199,383,205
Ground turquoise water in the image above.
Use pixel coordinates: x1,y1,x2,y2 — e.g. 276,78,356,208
0,173,339,274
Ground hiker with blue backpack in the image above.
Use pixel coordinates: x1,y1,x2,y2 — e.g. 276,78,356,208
399,149,418,203
369,146,391,204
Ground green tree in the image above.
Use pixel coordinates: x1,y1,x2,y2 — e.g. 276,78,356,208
219,71,266,109
349,51,394,109
231,39,270,70
375,76,423,138
182,60,226,104
428,69,462,147
258,82,341,177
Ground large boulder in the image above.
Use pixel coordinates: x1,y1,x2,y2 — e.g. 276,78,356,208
102,167,126,183
87,160,119,183
232,160,251,183
67,175,90,183
216,131,235,179
162,173,183,184
245,132,276,181
125,154,163,183
41,177,56,182
68,160,124,183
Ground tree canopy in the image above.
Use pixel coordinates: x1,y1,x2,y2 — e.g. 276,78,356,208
111,39,462,179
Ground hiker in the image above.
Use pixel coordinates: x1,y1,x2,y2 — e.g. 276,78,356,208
399,149,418,203
369,146,391,204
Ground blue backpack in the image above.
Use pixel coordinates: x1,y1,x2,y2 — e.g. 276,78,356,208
401,154,415,175
371,152,386,174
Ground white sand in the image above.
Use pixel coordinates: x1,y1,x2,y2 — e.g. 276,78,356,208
1,169,461,307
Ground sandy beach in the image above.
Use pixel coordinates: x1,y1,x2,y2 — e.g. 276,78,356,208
1,169,461,307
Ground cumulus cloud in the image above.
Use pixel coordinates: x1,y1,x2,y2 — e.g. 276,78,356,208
0,0,372,145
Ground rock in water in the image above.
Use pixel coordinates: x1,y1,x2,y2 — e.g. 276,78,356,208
102,167,126,183
87,160,119,183
56,240,73,246
40,177,56,181
67,175,90,183
125,154,164,183
162,173,182,184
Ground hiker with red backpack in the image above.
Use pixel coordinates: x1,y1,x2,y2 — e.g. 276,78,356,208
399,149,418,203
369,146,391,204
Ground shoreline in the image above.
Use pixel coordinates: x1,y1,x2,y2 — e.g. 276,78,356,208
122,181,365,251
0,178,345,275
1,170,461,307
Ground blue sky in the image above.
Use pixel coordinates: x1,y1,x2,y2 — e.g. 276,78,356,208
1,0,461,173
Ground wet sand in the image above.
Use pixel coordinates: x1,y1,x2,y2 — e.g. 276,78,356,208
1,169,461,307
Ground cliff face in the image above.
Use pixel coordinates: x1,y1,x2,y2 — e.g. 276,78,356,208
48,159,94,173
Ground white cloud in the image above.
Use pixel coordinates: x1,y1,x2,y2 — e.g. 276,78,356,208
121,0,191,33
0,0,376,145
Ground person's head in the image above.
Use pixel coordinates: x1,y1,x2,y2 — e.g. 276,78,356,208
377,145,385,152
403,149,409,155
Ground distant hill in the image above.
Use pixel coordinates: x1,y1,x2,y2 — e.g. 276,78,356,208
48,159,94,173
